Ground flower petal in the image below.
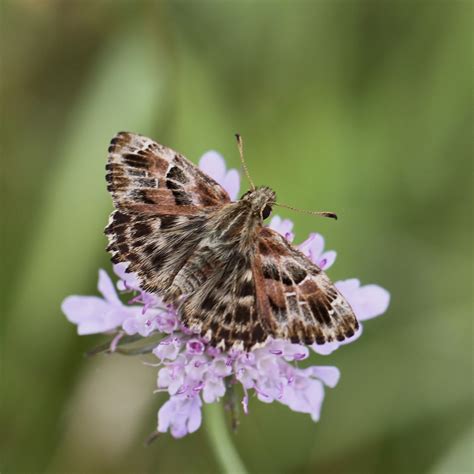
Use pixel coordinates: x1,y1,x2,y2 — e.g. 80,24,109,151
308,366,340,388
317,250,337,270
186,397,202,433
222,169,240,201
335,278,360,297
336,279,390,321
61,295,128,334
157,398,175,433
98,269,121,305
298,233,325,264
354,284,390,321
199,151,226,183
113,263,141,291
268,216,294,240
305,380,325,422
311,341,341,356
122,310,158,337
153,337,182,361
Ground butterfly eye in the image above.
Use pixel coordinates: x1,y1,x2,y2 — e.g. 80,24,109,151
261,205,272,220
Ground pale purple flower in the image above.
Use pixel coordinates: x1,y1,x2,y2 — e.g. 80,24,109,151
157,395,202,438
113,262,141,292
312,278,390,356
202,373,226,403
122,310,160,337
186,339,206,355
336,279,390,321
62,269,141,335
62,149,390,439
280,374,325,422
155,310,179,334
269,215,295,242
199,151,240,201
153,336,182,361
299,233,337,270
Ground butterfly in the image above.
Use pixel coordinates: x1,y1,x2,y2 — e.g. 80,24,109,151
105,132,358,351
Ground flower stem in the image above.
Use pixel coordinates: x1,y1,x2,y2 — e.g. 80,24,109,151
204,402,248,474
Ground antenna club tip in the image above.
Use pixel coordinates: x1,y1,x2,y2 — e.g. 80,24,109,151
325,212,338,220
235,133,242,142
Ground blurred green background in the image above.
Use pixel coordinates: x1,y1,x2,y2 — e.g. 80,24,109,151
1,1,473,473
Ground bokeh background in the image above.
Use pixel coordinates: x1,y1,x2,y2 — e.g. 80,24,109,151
2,1,473,473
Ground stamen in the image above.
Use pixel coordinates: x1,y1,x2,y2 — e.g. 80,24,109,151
109,331,125,352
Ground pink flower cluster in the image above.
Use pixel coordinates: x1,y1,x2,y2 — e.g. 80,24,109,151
62,151,390,438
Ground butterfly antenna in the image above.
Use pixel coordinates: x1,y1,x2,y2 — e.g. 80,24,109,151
235,133,255,190
274,202,338,220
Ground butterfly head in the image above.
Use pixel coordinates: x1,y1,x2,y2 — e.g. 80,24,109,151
240,186,276,221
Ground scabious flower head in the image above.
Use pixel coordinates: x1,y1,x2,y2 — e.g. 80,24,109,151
62,150,390,438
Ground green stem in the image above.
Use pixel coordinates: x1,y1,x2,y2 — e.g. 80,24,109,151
204,403,249,474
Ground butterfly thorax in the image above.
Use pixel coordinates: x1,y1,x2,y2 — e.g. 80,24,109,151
207,186,276,251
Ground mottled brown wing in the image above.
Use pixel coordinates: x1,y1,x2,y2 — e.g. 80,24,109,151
176,243,264,351
106,131,231,214
253,227,359,345
136,200,263,351
105,211,212,294
175,223,358,351
105,132,230,294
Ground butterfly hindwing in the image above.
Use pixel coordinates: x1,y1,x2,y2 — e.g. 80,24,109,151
150,203,266,350
254,227,359,345
105,210,213,294
165,216,358,350
177,246,264,351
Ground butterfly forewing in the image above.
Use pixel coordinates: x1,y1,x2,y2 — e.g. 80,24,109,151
105,131,230,294
105,132,358,351
106,131,230,213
